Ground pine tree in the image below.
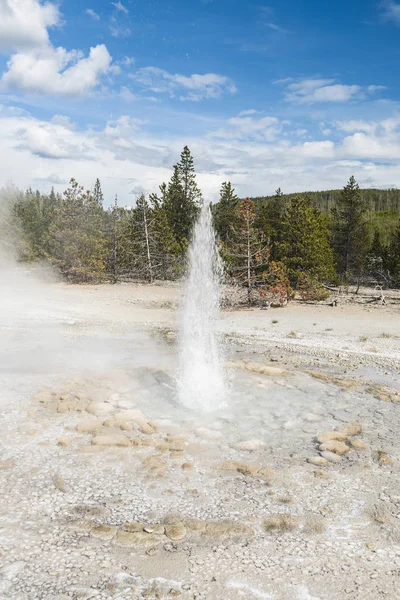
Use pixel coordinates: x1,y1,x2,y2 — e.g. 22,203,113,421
333,175,369,279
50,178,108,281
366,229,390,285
178,145,203,208
163,147,202,246
387,221,400,286
93,178,104,207
223,197,270,303
276,195,335,287
213,181,239,242
257,187,285,260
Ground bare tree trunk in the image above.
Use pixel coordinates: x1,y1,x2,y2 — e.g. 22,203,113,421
111,195,118,283
143,205,154,283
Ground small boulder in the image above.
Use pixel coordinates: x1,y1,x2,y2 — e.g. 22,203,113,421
86,402,115,417
57,436,73,447
320,450,342,463
339,422,362,437
76,418,104,434
236,439,266,451
165,523,187,541
91,525,117,541
349,439,369,451
319,440,350,455
91,434,130,447
316,431,347,444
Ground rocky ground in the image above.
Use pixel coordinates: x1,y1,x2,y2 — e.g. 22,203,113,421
0,275,400,600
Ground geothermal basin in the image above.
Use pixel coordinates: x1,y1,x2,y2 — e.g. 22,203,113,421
0,268,400,599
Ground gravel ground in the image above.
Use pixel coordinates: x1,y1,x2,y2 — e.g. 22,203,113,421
0,275,399,600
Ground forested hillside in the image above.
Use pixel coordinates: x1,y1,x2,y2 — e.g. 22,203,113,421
2,146,400,301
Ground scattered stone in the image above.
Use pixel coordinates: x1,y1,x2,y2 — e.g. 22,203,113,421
349,439,369,451
121,522,144,533
76,418,104,434
376,450,393,466
58,395,88,413
319,440,350,455
120,423,134,431
32,388,54,404
316,431,348,444
53,474,67,492
308,456,328,466
165,523,187,541
91,525,117,541
182,462,193,471
143,454,165,467
91,434,130,447
143,524,165,535
320,451,342,463
236,439,266,451
57,436,73,447
167,437,187,451
86,402,115,417
339,422,362,437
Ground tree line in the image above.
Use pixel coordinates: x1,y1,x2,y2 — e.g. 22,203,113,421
3,145,400,302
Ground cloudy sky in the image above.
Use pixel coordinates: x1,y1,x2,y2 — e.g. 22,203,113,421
0,0,400,204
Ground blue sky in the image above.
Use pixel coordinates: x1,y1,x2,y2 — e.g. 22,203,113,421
0,0,400,204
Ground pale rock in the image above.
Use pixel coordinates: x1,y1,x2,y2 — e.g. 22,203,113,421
182,462,194,471
57,436,73,447
86,402,115,417
308,456,329,466
120,423,134,431
317,431,348,444
32,388,54,404
320,451,342,463
91,434,130,447
114,530,162,548
339,422,362,436
76,418,104,434
319,440,350,455
349,439,369,451
165,523,187,541
143,524,165,535
90,525,117,541
236,439,266,451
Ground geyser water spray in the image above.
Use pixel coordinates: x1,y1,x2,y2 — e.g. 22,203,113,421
178,203,227,412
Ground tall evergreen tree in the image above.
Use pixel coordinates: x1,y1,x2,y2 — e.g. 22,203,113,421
49,178,108,281
93,178,104,207
213,181,239,242
257,187,285,260
276,195,335,287
333,175,369,279
222,197,269,303
177,145,203,208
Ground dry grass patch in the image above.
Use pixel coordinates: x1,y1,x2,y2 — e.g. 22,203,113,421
369,503,392,525
304,515,326,534
263,514,299,533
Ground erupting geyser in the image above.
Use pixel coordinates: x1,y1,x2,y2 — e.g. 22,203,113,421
178,203,227,412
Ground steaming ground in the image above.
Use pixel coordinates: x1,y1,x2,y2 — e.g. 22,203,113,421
1,275,400,600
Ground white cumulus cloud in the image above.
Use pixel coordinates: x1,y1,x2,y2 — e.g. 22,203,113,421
131,67,237,101
1,44,112,96
0,0,60,51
